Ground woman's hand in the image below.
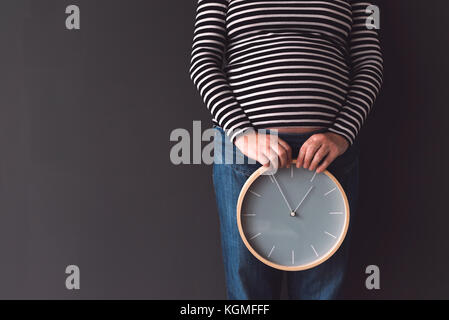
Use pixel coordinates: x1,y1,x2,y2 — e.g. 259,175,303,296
234,132,292,169
296,132,349,173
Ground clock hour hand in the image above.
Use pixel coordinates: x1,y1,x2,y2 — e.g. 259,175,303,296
293,185,314,215
270,173,294,215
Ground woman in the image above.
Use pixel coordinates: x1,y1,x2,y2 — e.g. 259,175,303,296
189,0,383,299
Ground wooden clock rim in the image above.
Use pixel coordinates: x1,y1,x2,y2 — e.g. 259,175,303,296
236,159,350,272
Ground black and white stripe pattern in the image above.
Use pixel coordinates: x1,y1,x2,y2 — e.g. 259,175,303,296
189,0,383,144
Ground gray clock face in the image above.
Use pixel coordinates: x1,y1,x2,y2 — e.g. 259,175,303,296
239,166,349,270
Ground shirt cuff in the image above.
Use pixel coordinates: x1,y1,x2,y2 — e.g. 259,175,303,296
327,126,354,146
227,125,256,144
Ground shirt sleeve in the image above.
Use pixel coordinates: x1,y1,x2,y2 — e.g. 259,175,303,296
189,0,254,143
327,1,384,145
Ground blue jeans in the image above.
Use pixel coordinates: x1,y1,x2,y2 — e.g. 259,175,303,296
212,127,360,300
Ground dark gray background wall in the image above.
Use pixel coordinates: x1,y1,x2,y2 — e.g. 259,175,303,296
0,0,447,299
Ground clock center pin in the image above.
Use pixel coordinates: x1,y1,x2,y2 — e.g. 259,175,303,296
290,211,296,217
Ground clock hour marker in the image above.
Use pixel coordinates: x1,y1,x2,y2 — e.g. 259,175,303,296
311,245,319,257
249,232,262,240
268,245,275,258
310,171,317,182
329,211,343,215
243,214,256,217
292,250,295,265
324,231,337,239
249,190,261,198
291,166,294,178
324,187,336,196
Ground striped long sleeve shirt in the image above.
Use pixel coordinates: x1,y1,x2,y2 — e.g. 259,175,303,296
189,0,383,144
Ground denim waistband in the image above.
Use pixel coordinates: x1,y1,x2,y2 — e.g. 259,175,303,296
213,125,329,140
268,127,328,137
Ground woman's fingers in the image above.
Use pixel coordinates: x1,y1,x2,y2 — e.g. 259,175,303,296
308,146,329,172
240,134,290,170
265,148,280,169
316,151,338,173
302,142,321,169
271,144,289,168
260,136,280,169
296,145,305,168
257,153,271,167
277,138,293,167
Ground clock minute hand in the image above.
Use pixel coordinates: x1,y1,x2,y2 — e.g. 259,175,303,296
270,173,294,215
293,185,314,214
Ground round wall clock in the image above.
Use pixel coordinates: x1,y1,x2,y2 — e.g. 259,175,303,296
237,160,350,271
